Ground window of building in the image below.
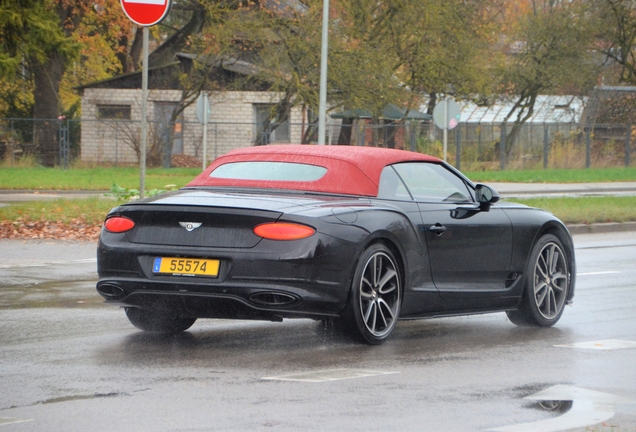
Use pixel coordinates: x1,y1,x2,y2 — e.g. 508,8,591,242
254,104,290,144
97,104,131,120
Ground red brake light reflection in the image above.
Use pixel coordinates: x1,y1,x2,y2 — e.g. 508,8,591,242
253,222,315,240
104,216,135,233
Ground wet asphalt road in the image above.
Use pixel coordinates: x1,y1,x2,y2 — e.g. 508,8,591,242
0,234,635,432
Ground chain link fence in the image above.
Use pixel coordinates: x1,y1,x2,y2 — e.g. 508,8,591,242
1,118,634,170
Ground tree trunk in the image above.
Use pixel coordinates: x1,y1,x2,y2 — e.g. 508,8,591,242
426,92,438,115
148,6,206,67
503,93,538,159
129,27,143,72
32,51,64,167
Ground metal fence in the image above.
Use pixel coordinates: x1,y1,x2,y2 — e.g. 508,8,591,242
1,117,634,171
0,118,76,168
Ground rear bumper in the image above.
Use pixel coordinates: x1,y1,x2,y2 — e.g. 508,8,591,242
97,276,346,320
97,231,360,320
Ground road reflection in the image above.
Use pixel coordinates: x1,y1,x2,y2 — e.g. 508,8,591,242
92,315,577,376
537,400,573,412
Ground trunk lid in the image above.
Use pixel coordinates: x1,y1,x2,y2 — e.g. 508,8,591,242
115,188,351,248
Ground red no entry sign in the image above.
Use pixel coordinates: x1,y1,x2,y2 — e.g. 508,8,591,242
120,0,172,27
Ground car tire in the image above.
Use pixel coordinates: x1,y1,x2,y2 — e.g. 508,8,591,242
124,307,197,333
507,234,571,327
342,244,402,345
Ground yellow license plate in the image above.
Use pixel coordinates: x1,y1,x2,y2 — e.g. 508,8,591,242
153,257,220,277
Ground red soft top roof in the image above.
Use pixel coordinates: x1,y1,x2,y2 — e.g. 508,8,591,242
188,144,441,196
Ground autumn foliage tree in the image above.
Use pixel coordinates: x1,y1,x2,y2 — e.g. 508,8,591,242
0,0,619,166
0,0,134,166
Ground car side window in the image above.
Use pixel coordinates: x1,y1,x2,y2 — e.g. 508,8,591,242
378,167,412,200
392,162,473,203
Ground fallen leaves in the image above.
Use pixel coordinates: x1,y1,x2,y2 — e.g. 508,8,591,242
0,217,101,241
171,154,202,168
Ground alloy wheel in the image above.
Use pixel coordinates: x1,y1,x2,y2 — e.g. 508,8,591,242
358,251,401,338
533,242,568,320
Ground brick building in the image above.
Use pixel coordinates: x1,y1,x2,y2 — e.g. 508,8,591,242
77,55,312,165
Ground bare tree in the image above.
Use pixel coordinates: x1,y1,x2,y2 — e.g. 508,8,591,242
591,0,636,85
497,2,598,158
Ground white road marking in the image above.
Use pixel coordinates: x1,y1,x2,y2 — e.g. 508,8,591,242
554,339,636,350
488,385,636,432
0,258,96,269
0,417,34,426
262,368,399,383
577,271,621,276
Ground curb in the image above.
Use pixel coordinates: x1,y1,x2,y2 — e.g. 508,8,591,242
567,221,636,235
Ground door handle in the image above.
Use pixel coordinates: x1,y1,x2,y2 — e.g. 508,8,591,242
429,223,447,235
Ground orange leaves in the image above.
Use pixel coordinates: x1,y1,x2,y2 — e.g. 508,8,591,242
0,217,101,241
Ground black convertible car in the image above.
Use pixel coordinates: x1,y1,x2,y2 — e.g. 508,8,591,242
97,145,575,344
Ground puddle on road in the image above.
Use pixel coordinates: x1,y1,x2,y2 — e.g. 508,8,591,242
0,279,104,309
490,385,636,432
535,400,573,412
488,399,577,432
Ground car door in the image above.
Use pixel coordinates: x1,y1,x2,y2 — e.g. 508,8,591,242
392,162,513,299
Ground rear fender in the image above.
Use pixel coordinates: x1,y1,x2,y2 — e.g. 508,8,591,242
345,208,436,310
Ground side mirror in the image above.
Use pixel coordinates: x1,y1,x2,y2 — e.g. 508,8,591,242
475,184,500,206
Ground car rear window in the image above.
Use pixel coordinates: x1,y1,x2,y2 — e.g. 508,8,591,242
209,161,328,182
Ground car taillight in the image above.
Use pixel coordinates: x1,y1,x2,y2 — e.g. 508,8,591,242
104,216,135,233
253,222,315,240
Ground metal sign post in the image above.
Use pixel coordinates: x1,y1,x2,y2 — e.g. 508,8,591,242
139,26,149,198
444,102,448,161
433,99,461,162
196,93,211,171
120,0,172,198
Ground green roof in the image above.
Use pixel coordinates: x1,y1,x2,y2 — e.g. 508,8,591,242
330,104,432,121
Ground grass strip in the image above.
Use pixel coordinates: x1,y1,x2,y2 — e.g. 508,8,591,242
506,196,636,224
0,167,201,190
0,197,116,225
466,167,636,183
1,166,636,191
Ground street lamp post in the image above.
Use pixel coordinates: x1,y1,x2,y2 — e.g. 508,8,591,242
317,0,330,145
